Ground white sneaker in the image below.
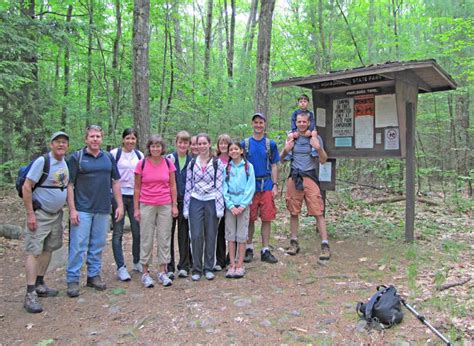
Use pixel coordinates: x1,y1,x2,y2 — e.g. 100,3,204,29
205,271,215,281
213,265,222,272
178,269,188,278
167,271,175,280
117,266,131,281
141,273,154,288
191,274,201,281
157,272,172,287
132,262,143,273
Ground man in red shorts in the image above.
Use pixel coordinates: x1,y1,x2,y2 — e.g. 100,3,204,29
280,112,331,261
241,113,280,263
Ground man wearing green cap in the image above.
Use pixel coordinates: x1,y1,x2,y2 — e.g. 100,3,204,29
22,131,70,313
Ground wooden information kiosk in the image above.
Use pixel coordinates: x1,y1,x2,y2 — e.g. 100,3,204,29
272,60,457,241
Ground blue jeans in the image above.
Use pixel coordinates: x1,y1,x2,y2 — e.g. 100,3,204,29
112,195,140,269
67,212,109,283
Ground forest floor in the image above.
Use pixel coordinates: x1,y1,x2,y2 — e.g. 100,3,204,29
0,186,472,345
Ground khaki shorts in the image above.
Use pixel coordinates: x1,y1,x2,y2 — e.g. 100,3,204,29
286,177,324,216
225,207,250,243
24,209,64,256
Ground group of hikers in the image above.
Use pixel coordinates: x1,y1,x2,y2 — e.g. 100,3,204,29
21,95,331,314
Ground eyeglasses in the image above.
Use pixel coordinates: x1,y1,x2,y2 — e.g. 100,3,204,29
86,125,102,131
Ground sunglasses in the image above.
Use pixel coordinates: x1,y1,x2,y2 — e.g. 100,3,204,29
86,125,102,131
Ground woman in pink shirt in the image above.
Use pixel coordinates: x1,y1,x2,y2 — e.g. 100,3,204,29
134,135,178,288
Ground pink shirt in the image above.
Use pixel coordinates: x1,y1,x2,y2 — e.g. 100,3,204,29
135,157,176,206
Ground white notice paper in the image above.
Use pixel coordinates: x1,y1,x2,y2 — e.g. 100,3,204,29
332,98,354,137
316,108,326,127
384,128,400,150
319,162,332,182
375,94,398,128
376,132,382,144
355,115,374,148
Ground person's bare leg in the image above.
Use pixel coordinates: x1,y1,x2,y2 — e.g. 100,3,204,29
316,215,328,241
236,242,246,268
36,251,52,276
247,221,255,245
228,241,236,268
290,215,299,239
26,255,38,286
261,221,271,248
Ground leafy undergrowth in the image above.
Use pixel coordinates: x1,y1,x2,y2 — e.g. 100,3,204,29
0,187,472,343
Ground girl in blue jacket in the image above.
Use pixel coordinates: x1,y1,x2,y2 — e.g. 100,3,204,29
223,140,256,279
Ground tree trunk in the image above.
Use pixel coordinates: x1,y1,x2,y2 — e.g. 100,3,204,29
132,0,151,150
111,0,122,133
61,5,73,128
368,0,375,63
223,0,235,81
254,0,276,118
86,0,94,122
455,92,472,196
203,0,213,82
391,0,400,59
243,0,258,57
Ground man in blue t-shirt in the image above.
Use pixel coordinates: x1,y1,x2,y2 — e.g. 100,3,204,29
66,125,124,298
241,113,280,264
22,131,69,313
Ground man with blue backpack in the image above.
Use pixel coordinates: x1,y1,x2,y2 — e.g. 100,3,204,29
21,131,70,313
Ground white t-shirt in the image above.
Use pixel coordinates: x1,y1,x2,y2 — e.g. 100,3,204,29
110,148,144,195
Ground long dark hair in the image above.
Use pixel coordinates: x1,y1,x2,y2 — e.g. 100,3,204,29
122,128,138,139
225,140,248,181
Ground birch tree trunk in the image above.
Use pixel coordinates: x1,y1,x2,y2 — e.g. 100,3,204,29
132,0,151,150
111,0,122,133
61,5,73,128
254,0,276,118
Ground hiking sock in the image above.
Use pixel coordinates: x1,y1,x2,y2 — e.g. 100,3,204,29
35,276,44,286
261,247,269,253
321,240,329,245
246,244,254,250
27,285,36,293
291,237,298,241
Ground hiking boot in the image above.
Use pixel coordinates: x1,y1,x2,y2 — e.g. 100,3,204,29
286,239,300,256
117,266,131,281
141,273,155,288
261,250,278,264
86,275,106,291
158,272,173,287
36,283,59,297
133,262,143,273
178,269,188,278
319,243,331,261
205,271,215,281
67,282,80,298
24,291,43,313
233,267,245,279
243,248,254,263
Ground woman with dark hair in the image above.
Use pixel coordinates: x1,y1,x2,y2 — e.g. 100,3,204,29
110,128,144,281
134,135,178,288
183,133,225,281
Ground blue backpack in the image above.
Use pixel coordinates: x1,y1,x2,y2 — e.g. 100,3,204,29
16,154,52,198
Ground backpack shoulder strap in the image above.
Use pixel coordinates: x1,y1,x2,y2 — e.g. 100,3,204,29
212,157,218,188
36,153,50,188
364,287,387,321
244,137,250,155
141,157,146,171
164,157,170,169
115,147,122,162
265,137,272,169
134,149,142,160
77,149,84,173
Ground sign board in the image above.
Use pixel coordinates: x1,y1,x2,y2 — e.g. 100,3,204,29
319,158,336,191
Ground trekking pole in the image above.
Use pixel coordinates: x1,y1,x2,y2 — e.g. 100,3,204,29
401,299,451,345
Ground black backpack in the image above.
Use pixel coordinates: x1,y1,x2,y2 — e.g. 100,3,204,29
357,285,404,328
16,154,54,198
188,157,219,188
114,147,142,162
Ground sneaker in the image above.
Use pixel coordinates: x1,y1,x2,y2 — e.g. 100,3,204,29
261,249,278,264
36,283,59,297
243,248,254,263
286,239,300,256
205,271,215,281
141,273,155,288
24,291,43,313
157,272,172,287
117,266,131,281
225,267,235,279
66,282,80,298
86,275,107,291
167,271,175,281
233,267,245,279
178,269,188,278
213,265,223,272
191,274,201,281
133,262,143,273
319,243,331,261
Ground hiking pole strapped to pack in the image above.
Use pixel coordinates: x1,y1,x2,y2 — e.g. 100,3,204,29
401,299,451,345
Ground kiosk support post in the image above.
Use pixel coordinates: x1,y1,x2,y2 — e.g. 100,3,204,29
405,101,415,242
